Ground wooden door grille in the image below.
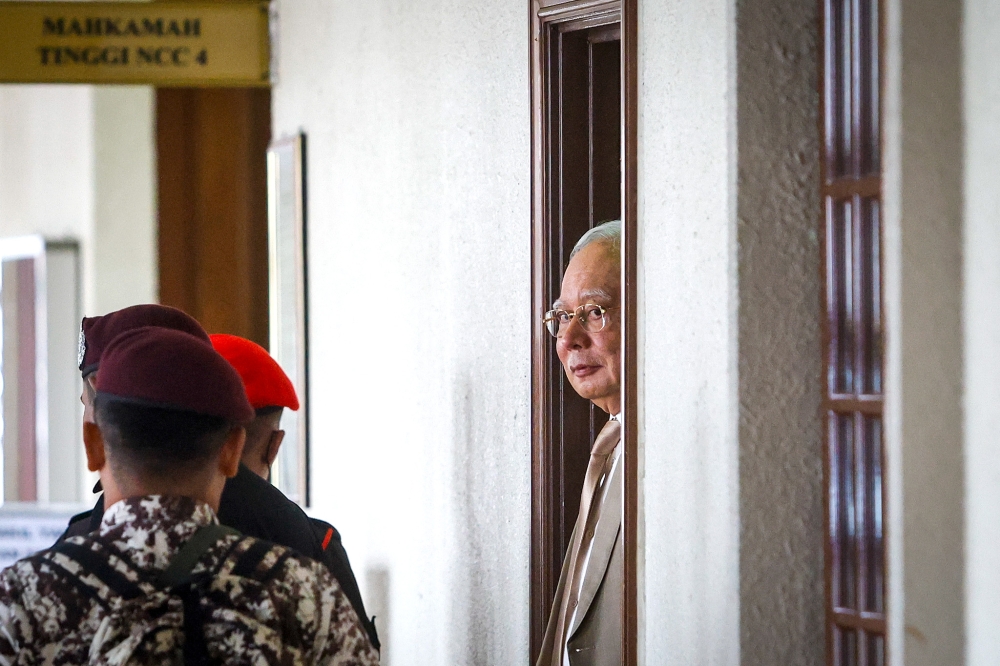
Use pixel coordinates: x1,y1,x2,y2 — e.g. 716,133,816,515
822,0,885,664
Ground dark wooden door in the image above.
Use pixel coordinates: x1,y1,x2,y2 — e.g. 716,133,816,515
530,11,622,657
156,88,271,348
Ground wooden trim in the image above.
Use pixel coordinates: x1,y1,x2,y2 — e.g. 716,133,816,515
620,0,638,663
822,174,881,199
538,0,620,21
557,14,621,33
877,0,888,658
825,396,884,415
530,2,554,653
589,24,621,43
832,610,887,634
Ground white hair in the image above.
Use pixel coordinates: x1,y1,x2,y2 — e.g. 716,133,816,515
570,219,621,259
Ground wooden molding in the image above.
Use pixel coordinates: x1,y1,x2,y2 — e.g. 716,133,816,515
620,2,638,663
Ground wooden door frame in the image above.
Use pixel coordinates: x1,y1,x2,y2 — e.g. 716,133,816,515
529,0,638,661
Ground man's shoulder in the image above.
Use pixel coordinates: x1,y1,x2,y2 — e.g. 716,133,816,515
54,496,104,543
0,538,106,651
307,517,343,547
2,537,87,585
0,534,356,664
213,532,331,591
0,550,46,597
217,466,322,557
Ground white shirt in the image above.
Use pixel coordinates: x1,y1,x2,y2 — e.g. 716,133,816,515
564,413,622,665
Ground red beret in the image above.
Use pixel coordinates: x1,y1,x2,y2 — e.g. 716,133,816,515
96,327,254,423
79,304,209,377
210,334,299,411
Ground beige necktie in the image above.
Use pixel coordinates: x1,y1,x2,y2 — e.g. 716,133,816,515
549,418,622,663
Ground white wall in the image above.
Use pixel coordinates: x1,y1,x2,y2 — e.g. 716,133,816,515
0,84,156,322
0,86,94,243
883,0,965,663
638,0,741,663
271,2,531,663
963,0,1000,662
90,87,157,315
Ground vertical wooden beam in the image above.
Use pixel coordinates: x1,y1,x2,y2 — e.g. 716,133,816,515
620,0,638,663
530,5,554,659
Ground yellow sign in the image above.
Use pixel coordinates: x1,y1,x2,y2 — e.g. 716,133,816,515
0,1,270,86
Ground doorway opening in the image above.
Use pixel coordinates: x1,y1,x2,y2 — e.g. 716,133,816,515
530,0,636,660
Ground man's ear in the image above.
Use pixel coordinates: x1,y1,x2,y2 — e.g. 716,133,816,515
264,430,285,468
83,421,106,473
218,427,247,478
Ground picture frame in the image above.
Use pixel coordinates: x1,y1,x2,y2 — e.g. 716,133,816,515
266,133,309,505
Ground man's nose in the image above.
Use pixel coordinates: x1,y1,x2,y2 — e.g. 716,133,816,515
559,315,590,348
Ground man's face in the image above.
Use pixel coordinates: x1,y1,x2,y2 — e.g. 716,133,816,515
554,241,621,415
81,374,97,424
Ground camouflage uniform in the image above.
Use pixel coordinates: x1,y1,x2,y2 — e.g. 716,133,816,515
0,495,379,665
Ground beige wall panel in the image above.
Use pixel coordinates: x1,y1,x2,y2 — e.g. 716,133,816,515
963,0,1000,662
736,0,824,663
883,0,964,663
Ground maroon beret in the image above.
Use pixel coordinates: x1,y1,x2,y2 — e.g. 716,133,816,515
95,327,254,423
210,334,300,411
79,304,209,377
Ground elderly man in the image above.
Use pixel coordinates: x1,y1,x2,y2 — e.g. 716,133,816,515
0,327,378,663
537,219,622,666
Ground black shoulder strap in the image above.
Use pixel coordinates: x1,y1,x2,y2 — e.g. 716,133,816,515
51,525,243,666
158,524,240,666
156,524,240,589
48,538,145,601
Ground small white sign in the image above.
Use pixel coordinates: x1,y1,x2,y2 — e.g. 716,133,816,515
0,506,81,569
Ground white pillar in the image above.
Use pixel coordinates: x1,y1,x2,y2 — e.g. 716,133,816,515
883,0,964,663
963,0,1000,662
639,0,740,663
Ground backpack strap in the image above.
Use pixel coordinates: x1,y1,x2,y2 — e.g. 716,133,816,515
156,524,240,588
47,538,147,607
52,525,280,666
228,537,293,584
155,524,241,666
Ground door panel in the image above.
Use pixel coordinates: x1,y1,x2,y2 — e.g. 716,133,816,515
157,88,271,347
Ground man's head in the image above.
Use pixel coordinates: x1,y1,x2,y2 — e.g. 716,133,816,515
78,304,210,424
83,327,254,510
209,334,299,479
548,220,621,415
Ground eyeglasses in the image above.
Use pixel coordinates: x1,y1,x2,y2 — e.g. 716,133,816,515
543,303,619,338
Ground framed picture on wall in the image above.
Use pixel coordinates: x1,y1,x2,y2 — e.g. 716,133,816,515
266,133,309,506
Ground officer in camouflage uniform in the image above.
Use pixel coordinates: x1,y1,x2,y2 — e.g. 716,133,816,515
0,327,379,664
62,304,325,564
60,305,379,652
